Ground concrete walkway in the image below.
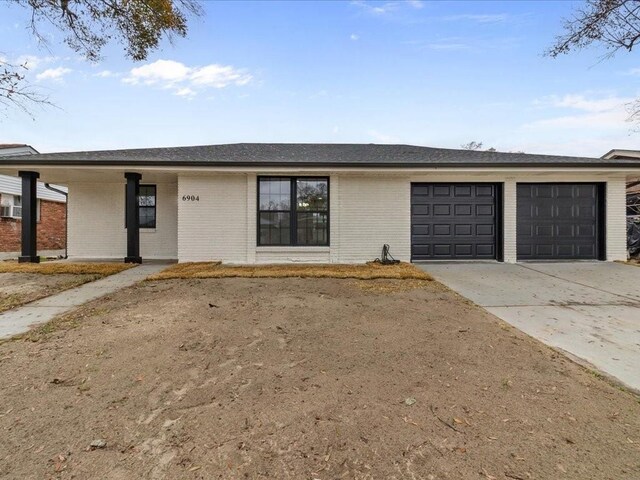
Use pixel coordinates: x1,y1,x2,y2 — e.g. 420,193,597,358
0,264,166,339
420,262,640,392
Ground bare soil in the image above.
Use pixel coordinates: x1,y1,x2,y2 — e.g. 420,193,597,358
0,273,99,313
0,278,638,480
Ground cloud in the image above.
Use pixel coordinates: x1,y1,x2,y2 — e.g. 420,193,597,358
351,0,421,16
525,93,633,130
14,54,57,70
442,13,509,24
36,67,72,82
536,94,632,113
350,33,360,41
93,69,118,78
190,64,252,88
426,42,469,51
368,130,400,143
175,87,196,98
123,59,191,86
122,59,252,97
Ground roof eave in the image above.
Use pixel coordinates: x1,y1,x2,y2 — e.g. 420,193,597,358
1,160,640,168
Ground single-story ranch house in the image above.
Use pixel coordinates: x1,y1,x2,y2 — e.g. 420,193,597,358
0,143,639,264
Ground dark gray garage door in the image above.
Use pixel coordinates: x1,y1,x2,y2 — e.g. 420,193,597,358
411,183,499,261
517,183,603,260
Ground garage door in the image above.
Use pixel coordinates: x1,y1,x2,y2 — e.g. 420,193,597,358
411,183,499,261
517,183,603,260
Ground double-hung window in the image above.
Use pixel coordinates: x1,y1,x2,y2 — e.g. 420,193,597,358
258,177,329,246
124,184,156,229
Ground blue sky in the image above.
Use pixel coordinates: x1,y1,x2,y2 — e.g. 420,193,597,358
1,0,639,156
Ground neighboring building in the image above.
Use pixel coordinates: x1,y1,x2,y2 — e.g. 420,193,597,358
0,143,639,264
602,149,640,218
0,145,67,259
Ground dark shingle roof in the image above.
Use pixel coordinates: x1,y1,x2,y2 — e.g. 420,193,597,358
1,143,639,168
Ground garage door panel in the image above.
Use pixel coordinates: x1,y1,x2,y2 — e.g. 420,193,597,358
455,224,472,236
412,204,430,215
476,224,494,236
476,185,494,196
433,204,451,216
455,185,472,196
412,183,498,261
433,185,451,196
476,204,493,216
412,224,430,235
433,224,451,236
454,204,472,216
517,183,601,260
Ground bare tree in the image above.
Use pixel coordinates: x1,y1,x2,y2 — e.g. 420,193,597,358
461,141,484,150
547,0,640,58
0,58,51,116
547,0,640,121
1,0,203,116
461,141,497,152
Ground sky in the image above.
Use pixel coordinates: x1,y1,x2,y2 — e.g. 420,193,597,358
0,0,639,157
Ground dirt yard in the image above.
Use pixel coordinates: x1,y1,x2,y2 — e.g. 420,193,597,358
0,277,638,479
0,273,99,313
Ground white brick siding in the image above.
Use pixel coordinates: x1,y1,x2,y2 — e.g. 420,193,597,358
67,170,631,263
178,174,248,262
503,179,517,263
68,181,177,260
336,175,411,263
606,176,628,261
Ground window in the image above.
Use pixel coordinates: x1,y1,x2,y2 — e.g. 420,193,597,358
138,185,157,228
258,177,329,246
13,195,22,218
1,195,40,221
125,184,156,229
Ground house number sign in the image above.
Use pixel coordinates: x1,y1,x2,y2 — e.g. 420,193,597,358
182,195,200,201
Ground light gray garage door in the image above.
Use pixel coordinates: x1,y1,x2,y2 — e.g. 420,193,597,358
411,183,499,261
517,183,603,260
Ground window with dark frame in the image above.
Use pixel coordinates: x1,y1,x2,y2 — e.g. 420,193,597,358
258,177,329,246
125,184,157,229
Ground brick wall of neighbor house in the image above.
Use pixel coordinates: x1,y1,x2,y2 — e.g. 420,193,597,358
67,181,178,260
0,195,66,252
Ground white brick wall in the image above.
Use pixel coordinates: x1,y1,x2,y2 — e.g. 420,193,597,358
178,174,248,262
606,176,628,261
68,181,177,260
503,179,517,263
337,175,411,262
67,171,631,264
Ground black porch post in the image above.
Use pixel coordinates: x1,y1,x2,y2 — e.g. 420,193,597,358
18,171,40,263
124,172,142,264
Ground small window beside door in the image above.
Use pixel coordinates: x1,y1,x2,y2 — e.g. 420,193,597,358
125,184,157,229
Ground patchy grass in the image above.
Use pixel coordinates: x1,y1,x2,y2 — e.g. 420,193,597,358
0,263,134,314
0,274,102,314
0,262,134,276
148,261,432,281
1,277,639,479
350,278,435,293
14,306,111,344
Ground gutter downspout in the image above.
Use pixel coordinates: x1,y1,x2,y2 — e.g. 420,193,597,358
44,183,68,259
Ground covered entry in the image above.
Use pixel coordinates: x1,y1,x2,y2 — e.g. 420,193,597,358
516,183,605,260
411,183,500,261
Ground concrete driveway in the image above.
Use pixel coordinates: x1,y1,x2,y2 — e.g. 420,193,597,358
420,262,640,392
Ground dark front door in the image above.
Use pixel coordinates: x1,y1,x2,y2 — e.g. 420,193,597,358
411,183,499,261
517,183,603,260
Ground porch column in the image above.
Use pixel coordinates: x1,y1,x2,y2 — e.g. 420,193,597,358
124,172,142,263
18,171,40,263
